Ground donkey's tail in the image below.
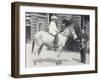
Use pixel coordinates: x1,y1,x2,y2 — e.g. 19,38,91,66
32,40,35,53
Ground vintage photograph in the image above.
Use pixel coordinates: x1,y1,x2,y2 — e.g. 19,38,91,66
25,12,90,67
11,2,97,77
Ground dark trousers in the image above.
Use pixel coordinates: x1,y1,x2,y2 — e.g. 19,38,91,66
54,33,58,50
80,48,86,63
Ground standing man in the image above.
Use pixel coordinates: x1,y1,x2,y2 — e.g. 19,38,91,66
49,14,58,51
80,38,87,64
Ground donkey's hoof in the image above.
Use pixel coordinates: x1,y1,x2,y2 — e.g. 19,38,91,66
38,60,42,63
33,61,37,65
56,60,62,65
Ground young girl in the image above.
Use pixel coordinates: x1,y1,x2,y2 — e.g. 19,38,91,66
49,14,58,50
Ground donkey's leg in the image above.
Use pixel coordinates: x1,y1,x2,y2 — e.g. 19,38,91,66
32,40,36,65
32,46,38,65
37,43,44,63
32,40,40,65
56,47,62,65
33,51,37,65
34,42,43,64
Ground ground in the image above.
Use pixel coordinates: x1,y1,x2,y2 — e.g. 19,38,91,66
26,42,89,67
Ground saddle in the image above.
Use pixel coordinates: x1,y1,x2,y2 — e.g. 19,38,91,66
48,32,59,51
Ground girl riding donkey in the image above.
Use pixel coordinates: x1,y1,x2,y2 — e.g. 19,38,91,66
32,16,77,65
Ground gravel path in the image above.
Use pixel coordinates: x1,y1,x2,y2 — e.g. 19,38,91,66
26,43,89,67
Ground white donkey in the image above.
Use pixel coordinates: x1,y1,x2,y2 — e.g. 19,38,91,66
32,23,77,65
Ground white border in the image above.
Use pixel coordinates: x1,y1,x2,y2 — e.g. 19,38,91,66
20,6,95,74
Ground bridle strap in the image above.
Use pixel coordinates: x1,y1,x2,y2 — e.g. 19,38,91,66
61,28,69,37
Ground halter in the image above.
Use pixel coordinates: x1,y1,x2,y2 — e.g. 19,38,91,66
61,27,70,37
61,26,76,40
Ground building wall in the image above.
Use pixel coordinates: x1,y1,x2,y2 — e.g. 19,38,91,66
26,13,49,42
26,13,89,51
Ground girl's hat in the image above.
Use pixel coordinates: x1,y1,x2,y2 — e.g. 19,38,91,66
51,15,58,20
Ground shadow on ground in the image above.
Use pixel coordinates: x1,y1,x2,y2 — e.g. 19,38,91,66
36,58,69,64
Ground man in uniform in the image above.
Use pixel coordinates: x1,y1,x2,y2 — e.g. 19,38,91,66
80,38,87,64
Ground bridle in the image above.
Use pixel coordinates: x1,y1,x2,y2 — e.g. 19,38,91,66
61,27,70,37
69,26,77,39
61,26,76,40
